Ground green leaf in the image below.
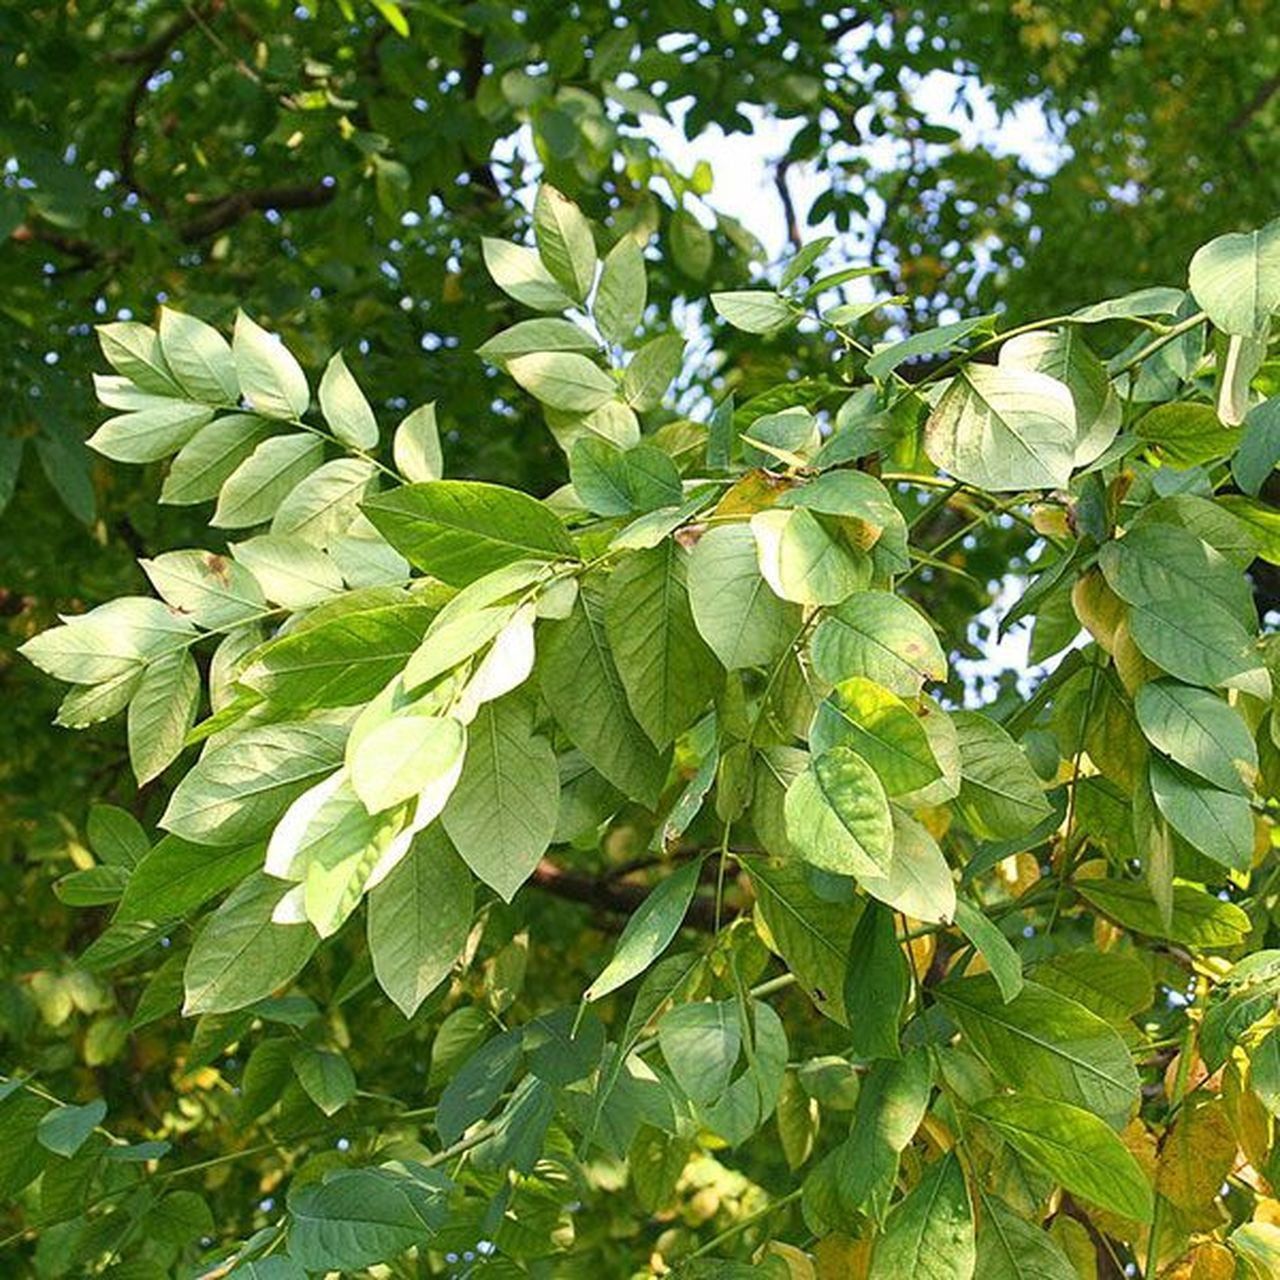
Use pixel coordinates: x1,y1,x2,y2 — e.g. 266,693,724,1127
330,516,410,588
924,363,1076,492
747,855,858,1025
97,320,183,396
118,837,261,922
87,401,215,463
287,1165,449,1273
1135,401,1240,466
1135,679,1257,793
1033,949,1154,1024
784,745,893,877
810,591,947,696
231,534,345,608
937,975,1141,1126
271,775,411,938
213,433,323,529
710,291,795,334
55,668,143,728
142,549,266,629
953,900,1024,1002
953,711,1051,838
437,1030,523,1145
363,480,578,585
865,313,996,380
481,237,575,312
1100,519,1255,622
233,311,310,419
477,318,599,363
586,859,701,1002
87,804,149,867
658,1000,740,1104
687,523,801,670
272,457,377,547
975,1192,1077,1280
869,1151,974,1280
837,1049,932,1220
1148,755,1254,872
594,236,647,344
1251,1026,1280,1117
1230,1221,1280,1279
161,413,274,505
539,576,669,806
386,404,443,484
54,864,128,906
441,696,558,901
36,1099,106,1157
183,873,319,1015
21,596,194,684
973,1094,1153,1221
810,677,941,796
158,307,239,403
533,184,596,301
318,352,378,449
293,1047,357,1116
860,809,956,925
1076,877,1251,946
350,712,465,815
1232,397,1280,496
127,648,199,784
1072,286,1186,323
1188,217,1280,336
506,350,617,413
699,999,788,1144
844,900,908,1059
622,333,684,410
669,208,713,278
241,599,434,711
605,542,723,748
368,827,473,1018
751,507,871,606
569,437,682,516
999,326,1120,465
162,722,348,845
1129,594,1255,687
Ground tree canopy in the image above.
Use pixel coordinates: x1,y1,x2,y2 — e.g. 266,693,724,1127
5,4,1280,1278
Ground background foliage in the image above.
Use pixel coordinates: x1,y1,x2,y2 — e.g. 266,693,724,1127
4,3,1280,1277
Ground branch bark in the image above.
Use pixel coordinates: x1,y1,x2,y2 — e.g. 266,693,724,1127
178,181,337,242
529,857,729,931
774,161,802,251
1229,70,1280,133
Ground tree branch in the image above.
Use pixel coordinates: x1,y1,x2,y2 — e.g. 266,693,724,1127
178,181,337,242
108,5,207,65
116,6,223,209
9,223,124,270
1228,70,1280,133
529,858,729,931
774,160,802,251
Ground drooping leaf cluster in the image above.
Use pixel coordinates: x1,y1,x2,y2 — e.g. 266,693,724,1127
9,184,1280,1277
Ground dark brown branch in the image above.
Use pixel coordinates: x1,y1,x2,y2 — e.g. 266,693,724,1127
10,223,122,269
459,32,501,200
1054,1195,1127,1280
529,858,728,931
178,181,337,242
108,5,207,65
1229,70,1280,133
774,160,802,251
117,6,219,211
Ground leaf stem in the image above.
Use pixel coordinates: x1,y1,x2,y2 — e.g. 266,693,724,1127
1113,310,1207,378
677,1187,803,1267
